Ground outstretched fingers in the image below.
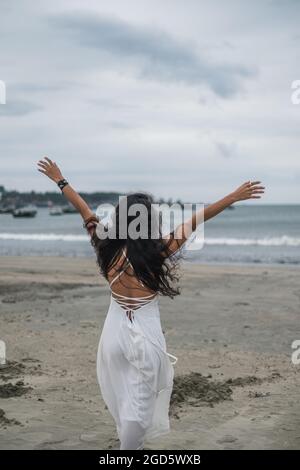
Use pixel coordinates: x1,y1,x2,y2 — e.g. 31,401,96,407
249,183,265,198
233,180,265,202
251,188,265,193
37,157,53,177
37,156,53,168
37,158,49,167
37,160,48,168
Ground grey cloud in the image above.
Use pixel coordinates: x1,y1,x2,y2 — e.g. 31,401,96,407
0,100,42,117
50,13,255,98
216,141,238,158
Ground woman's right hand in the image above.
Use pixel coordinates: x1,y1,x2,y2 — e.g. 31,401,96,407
37,157,64,183
230,181,265,202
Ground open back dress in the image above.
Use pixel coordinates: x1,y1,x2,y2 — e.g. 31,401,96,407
99,249,177,448
84,216,183,449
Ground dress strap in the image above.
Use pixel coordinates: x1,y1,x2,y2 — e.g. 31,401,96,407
122,248,132,266
109,247,146,289
108,249,130,288
112,292,156,301
121,248,146,288
166,352,178,365
111,293,157,313
109,264,130,288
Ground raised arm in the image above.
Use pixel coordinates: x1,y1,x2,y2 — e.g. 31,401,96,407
37,157,97,229
165,180,265,254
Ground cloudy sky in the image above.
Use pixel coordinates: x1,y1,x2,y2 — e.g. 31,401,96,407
0,0,299,203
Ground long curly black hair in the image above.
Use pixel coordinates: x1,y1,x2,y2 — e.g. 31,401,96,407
89,192,181,298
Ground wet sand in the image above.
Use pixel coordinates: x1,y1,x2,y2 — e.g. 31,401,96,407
0,256,299,449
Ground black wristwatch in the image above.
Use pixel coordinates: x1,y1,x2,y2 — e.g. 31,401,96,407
57,179,69,191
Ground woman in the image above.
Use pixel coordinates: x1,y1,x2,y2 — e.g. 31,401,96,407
37,157,264,449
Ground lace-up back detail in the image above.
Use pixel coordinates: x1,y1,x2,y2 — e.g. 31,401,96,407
109,249,157,322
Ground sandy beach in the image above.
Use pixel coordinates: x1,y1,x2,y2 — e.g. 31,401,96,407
0,256,299,450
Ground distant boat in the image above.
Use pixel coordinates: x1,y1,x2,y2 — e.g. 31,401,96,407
49,206,63,216
0,205,15,214
13,205,37,218
62,204,77,214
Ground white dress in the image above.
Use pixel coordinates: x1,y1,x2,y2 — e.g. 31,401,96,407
96,250,178,449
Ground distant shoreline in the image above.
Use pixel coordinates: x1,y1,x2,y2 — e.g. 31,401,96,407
1,185,300,208
0,253,299,268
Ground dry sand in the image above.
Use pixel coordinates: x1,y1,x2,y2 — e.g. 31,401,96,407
0,256,299,449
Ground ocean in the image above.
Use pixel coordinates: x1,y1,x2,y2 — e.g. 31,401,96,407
0,205,299,265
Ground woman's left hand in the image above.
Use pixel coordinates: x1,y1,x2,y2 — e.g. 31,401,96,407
231,181,265,202
37,157,64,183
